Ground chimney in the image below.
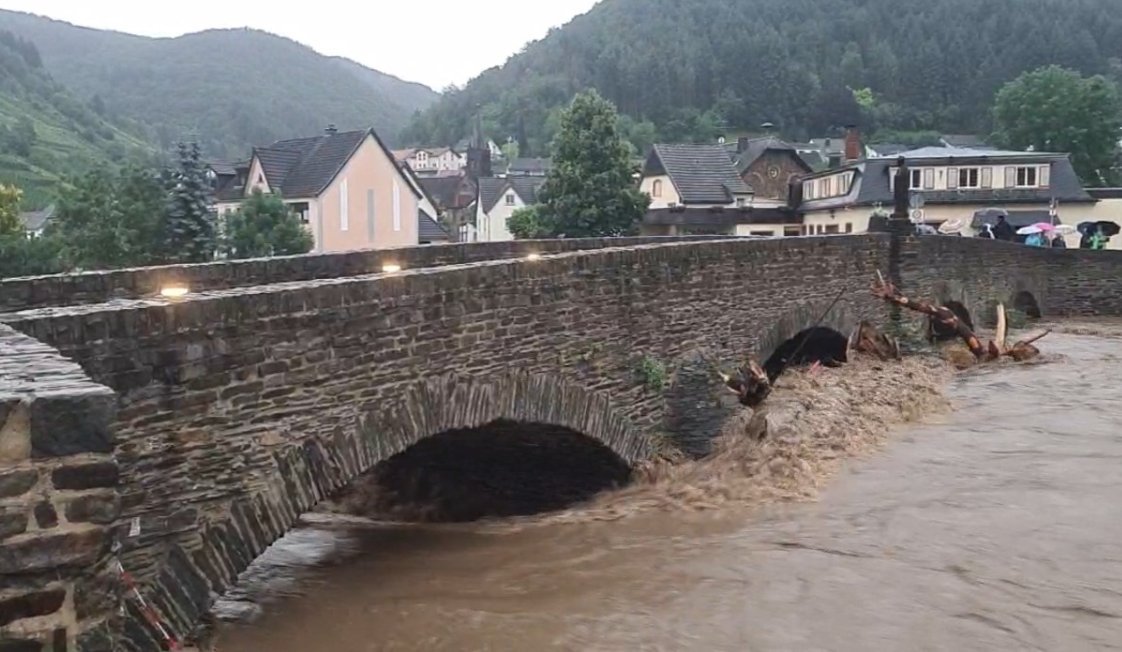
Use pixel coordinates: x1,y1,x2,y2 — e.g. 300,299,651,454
325,124,338,135
737,137,750,154
844,125,861,162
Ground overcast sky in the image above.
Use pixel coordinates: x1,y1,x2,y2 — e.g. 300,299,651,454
0,0,600,89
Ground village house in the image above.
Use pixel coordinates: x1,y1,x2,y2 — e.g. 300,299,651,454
214,125,423,253
17,204,55,237
471,176,545,242
391,146,465,176
732,136,814,209
506,158,552,177
796,146,1095,237
638,143,800,237
418,173,477,242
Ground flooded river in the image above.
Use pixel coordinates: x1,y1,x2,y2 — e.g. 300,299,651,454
215,324,1122,651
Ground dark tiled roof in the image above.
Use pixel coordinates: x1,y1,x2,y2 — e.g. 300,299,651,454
507,158,552,174
1087,188,1122,200
240,129,418,201
207,161,237,175
419,174,476,210
418,210,451,241
643,206,799,227
18,205,55,231
646,144,753,204
477,176,546,213
735,137,809,174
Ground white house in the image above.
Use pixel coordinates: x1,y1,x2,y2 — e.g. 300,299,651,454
392,147,466,176
472,177,545,242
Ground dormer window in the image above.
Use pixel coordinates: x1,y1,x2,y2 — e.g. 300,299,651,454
505,193,516,206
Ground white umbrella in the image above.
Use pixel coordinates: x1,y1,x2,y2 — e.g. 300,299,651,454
937,218,966,235
1016,225,1043,235
1052,224,1076,235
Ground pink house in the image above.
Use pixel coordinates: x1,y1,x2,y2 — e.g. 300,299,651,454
214,126,426,253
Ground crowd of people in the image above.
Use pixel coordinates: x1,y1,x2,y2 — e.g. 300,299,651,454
976,214,1113,250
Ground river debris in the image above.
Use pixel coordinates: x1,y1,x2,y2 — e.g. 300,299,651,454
871,271,1049,365
848,320,902,360
719,359,771,408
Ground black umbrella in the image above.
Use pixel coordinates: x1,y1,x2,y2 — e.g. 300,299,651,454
1079,221,1121,236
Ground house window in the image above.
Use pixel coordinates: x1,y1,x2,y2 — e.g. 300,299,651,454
505,193,516,206
957,167,980,189
652,179,663,197
845,222,853,233
416,151,428,162
340,179,349,231
392,179,401,232
803,181,815,200
1039,164,1051,187
909,169,923,190
923,169,935,189
825,224,840,234
291,202,310,225
735,197,747,207
1015,166,1038,187
981,168,993,188
784,226,801,237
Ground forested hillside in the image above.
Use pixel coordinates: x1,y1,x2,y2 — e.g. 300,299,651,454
0,10,438,160
0,30,153,209
404,0,1122,155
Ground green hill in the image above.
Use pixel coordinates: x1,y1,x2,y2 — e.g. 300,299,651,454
0,30,153,209
403,0,1122,154
0,10,439,161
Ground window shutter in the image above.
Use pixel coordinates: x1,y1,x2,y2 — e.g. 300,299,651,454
948,167,958,189
1005,167,1015,188
1039,165,1051,187
981,168,992,188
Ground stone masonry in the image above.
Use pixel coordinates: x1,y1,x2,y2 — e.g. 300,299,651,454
0,234,1119,650
0,325,119,651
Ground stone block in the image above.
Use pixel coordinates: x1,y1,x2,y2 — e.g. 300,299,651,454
0,508,28,540
0,527,108,574
64,492,120,525
30,390,116,459
50,462,119,491
0,399,30,464
33,501,57,530
0,469,37,499
0,587,66,626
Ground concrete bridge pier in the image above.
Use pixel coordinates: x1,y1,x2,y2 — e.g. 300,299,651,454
0,325,121,651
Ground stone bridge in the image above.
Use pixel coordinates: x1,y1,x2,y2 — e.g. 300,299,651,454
1,234,1120,650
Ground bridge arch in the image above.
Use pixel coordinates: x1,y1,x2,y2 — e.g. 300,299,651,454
756,300,860,378
128,372,645,649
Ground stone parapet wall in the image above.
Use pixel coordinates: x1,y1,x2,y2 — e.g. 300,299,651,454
1,235,890,648
0,236,732,314
0,325,120,651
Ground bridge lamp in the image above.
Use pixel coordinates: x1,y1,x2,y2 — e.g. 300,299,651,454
382,263,402,274
525,253,542,261
159,285,190,299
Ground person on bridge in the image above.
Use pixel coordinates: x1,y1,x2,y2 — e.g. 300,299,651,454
991,215,1015,241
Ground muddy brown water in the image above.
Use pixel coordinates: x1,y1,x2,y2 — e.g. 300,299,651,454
214,326,1122,651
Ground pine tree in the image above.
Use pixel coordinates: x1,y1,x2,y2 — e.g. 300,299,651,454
163,142,216,262
534,91,649,238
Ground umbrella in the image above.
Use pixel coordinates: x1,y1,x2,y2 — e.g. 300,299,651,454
937,218,965,235
1016,225,1043,235
1078,221,1121,236
1031,222,1056,232
1052,224,1076,235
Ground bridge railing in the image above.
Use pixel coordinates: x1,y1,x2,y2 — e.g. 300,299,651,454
0,236,737,314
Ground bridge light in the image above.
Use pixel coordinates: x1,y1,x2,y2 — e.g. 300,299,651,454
382,263,402,273
525,253,542,261
160,285,189,298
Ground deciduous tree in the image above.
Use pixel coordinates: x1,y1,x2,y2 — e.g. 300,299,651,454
534,91,649,238
223,189,314,259
993,66,1122,186
0,184,23,236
